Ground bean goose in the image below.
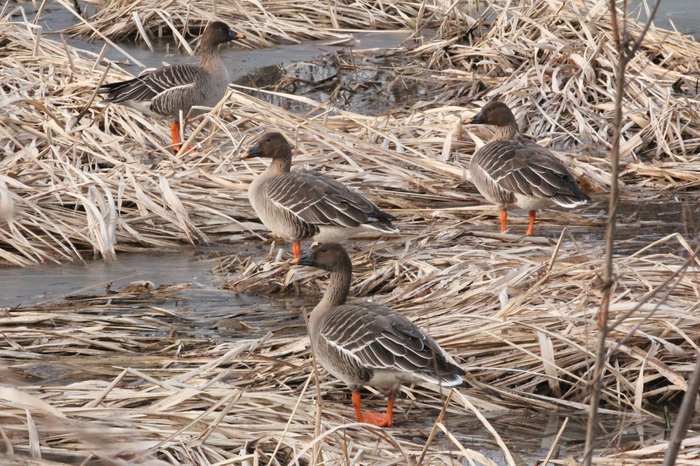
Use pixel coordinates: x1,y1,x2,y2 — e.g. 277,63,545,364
98,21,244,152
292,243,464,426
241,132,398,259
463,102,590,236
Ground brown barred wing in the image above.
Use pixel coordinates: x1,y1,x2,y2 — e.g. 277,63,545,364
320,304,464,386
477,138,590,207
98,64,200,105
264,170,398,232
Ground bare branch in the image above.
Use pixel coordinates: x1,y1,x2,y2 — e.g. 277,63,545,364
583,1,662,465
607,0,620,46
662,352,700,466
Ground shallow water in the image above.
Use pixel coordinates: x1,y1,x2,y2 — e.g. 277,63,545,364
583,192,700,256
2,0,697,367
432,410,677,465
0,247,313,341
2,3,699,464
21,0,413,82
633,0,700,38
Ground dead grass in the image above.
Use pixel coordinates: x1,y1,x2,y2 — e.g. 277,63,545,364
1,232,699,464
2,0,700,464
64,0,476,48
402,0,700,163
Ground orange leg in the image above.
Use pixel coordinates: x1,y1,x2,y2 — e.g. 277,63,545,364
525,210,536,236
292,242,301,259
351,392,363,423
169,121,182,153
499,209,508,233
363,396,394,427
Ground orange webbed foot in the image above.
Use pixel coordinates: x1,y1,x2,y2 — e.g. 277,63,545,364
363,410,393,427
362,396,394,427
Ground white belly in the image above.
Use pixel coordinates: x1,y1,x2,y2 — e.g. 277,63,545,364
313,225,368,243
512,194,553,211
368,369,421,389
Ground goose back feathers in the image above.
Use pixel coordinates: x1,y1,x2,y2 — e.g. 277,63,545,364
464,101,590,234
242,132,398,249
99,21,243,119
314,302,465,390
470,138,589,210
292,243,464,426
98,22,244,151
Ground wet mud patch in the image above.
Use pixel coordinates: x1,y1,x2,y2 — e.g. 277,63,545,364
235,49,447,115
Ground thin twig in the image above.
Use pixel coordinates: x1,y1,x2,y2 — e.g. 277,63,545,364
662,351,700,466
583,1,663,465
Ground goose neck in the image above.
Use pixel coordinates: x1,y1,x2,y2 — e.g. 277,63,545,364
493,121,519,140
199,43,221,67
312,268,351,317
266,155,292,175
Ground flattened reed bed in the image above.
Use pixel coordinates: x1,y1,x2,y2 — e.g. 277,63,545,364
401,0,700,162
1,235,699,465
2,0,700,463
64,0,475,47
3,1,700,265
227,228,700,411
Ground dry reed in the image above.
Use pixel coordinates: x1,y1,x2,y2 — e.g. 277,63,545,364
402,0,700,163
2,0,700,464
65,0,476,48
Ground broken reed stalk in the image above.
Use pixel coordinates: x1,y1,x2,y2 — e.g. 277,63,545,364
583,0,663,464
662,351,700,466
302,307,323,466
3,2,700,462
4,0,700,266
64,0,475,49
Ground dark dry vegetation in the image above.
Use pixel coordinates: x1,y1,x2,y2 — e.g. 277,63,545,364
1,0,700,464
